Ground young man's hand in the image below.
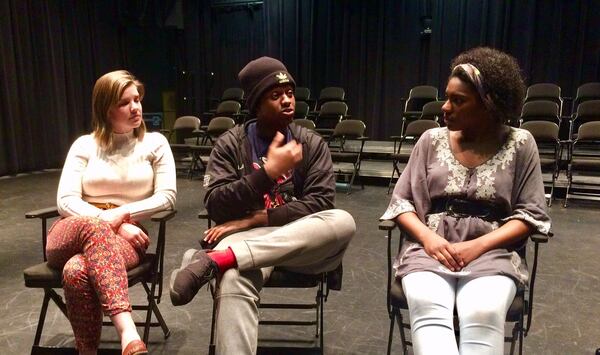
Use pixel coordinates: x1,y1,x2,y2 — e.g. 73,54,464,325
264,132,302,179
203,210,268,244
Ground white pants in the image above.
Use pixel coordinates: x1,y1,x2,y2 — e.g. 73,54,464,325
212,209,356,355
402,271,517,355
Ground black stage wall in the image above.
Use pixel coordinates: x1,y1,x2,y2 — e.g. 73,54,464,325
1,0,599,176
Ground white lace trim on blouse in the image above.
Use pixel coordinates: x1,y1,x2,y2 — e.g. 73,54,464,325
430,128,468,195
503,210,551,235
426,212,443,232
431,128,529,200
381,199,415,220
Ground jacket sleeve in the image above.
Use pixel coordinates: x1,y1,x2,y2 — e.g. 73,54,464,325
204,132,277,224
267,132,336,226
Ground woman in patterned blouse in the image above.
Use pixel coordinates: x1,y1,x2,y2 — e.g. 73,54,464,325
382,47,551,355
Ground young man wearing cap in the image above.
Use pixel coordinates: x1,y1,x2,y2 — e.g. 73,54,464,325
170,57,356,353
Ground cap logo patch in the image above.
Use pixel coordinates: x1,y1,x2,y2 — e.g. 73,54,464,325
275,72,289,83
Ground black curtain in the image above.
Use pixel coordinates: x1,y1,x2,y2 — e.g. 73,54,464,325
0,1,125,176
2,0,600,176
184,0,600,140
0,0,182,177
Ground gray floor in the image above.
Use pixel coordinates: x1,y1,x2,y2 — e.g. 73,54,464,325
2,170,600,354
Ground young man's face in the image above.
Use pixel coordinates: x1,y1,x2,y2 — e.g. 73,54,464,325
256,84,295,133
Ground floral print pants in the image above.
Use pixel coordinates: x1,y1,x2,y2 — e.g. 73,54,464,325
46,216,140,350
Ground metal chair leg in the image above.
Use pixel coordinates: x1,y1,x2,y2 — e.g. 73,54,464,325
386,310,395,355
32,292,51,346
397,311,408,355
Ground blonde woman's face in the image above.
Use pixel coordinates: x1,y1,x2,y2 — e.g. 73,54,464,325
108,84,143,134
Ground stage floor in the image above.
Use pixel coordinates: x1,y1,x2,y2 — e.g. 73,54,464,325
2,169,600,354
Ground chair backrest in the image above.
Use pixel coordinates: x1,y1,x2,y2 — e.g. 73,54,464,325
570,100,600,140
575,99,600,118
173,115,201,130
574,82,600,107
420,101,444,121
318,87,345,102
405,85,438,112
221,87,244,102
295,87,311,102
404,120,439,138
206,116,235,136
172,116,201,144
576,121,600,141
294,101,310,119
520,100,560,124
332,119,366,138
525,83,561,103
215,100,242,116
319,101,348,117
521,121,560,142
293,119,316,130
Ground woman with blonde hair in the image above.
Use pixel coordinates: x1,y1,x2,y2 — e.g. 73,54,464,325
46,70,176,354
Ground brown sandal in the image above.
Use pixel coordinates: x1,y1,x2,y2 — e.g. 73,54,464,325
122,339,148,355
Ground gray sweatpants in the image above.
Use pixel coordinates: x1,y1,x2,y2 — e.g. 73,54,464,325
212,209,356,355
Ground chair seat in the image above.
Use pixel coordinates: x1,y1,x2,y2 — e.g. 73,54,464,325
265,268,322,288
315,128,335,136
390,279,524,321
24,254,157,289
391,153,411,163
24,263,62,288
330,152,359,162
265,263,343,290
571,157,600,171
190,145,214,155
539,157,556,166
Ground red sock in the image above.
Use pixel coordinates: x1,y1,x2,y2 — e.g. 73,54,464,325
207,247,237,271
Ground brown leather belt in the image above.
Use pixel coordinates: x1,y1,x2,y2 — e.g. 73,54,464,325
89,202,120,210
89,201,148,235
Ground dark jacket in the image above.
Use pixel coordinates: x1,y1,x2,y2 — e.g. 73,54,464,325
203,119,335,226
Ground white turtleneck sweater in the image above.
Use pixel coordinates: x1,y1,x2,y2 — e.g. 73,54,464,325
57,131,176,221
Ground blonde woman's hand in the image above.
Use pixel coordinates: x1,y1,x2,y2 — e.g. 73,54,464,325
98,208,130,232
118,223,150,250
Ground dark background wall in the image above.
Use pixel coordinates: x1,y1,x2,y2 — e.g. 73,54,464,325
1,0,599,176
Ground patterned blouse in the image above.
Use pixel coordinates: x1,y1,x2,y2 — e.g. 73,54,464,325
381,127,551,287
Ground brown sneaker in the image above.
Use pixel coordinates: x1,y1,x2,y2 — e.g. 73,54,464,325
170,249,219,306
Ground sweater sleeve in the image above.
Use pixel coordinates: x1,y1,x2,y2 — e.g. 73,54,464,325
121,133,177,220
56,135,104,217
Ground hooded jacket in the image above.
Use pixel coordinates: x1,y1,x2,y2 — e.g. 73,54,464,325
203,119,335,226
